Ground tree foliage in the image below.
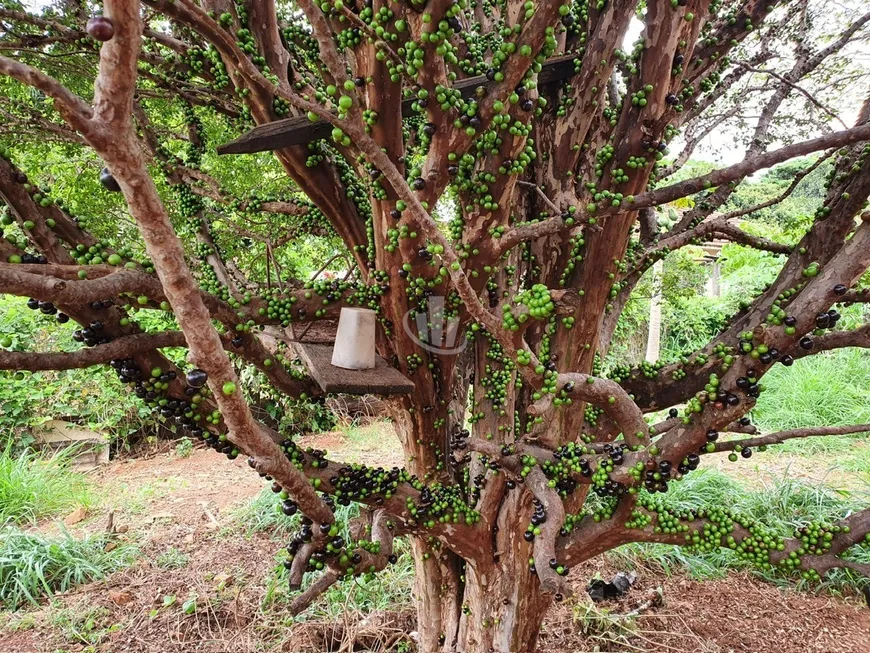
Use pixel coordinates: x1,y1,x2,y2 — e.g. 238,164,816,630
1,0,870,649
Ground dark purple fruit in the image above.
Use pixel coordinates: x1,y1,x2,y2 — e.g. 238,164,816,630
86,16,115,41
186,368,208,388
99,167,121,192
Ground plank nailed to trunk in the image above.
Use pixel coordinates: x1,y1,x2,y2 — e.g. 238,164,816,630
293,342,415,395
216,54,579,155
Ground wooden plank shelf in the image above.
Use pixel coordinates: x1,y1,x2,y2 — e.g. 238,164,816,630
294,342,415,396
217,54,579,155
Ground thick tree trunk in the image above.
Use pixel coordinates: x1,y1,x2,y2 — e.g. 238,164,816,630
389,408,463,651
414,528,551,652
454,488,553,652
391,399,551,652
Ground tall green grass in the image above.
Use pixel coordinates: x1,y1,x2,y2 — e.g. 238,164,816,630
0,445,93,524
610,468,870,592
0,527,135,608
752,349,870,434
230,486,305,537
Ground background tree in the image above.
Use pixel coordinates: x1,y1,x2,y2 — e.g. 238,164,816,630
2,0,870,650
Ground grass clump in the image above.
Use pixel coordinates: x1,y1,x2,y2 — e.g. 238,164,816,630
0,527,135,608
231,486,303,537
752,349,870,440
0,444,94,524
155,547,189,570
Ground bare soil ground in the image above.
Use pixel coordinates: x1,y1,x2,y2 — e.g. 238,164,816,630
2,423,869,653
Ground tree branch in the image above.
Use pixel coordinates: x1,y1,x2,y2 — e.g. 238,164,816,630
526,468,570,598
0,56,94,136
0,332,187,371
498,123,870,252
709,423,870,453
735,62,848,129
718,152,833,222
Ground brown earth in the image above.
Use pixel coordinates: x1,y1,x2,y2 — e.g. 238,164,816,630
2,424,869,653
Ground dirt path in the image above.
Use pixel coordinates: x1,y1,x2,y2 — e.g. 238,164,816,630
2,425,869,653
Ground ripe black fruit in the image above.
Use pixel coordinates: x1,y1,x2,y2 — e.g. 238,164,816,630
186,368,208,387
281,500,298,516
99,167,121,192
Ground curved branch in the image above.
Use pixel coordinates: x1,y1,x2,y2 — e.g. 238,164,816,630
718,152,833,222
498,124,870,251
288,509,397,615
710,221,792,255
0,332,187,370
288,569,340,615
0,56,94,135
526,468,570,598
529,373,650,447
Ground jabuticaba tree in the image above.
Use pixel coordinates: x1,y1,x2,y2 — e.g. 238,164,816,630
2,0,870,649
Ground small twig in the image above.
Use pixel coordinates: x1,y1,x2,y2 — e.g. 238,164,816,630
735,61,848,129
719,150,833,222
517,180,561,215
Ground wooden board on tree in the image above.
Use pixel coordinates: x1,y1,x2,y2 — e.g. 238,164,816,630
293,342,415,396
216,54,578,155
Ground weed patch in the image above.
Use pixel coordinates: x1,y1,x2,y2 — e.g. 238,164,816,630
0,527,135,608
0,444,93,524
